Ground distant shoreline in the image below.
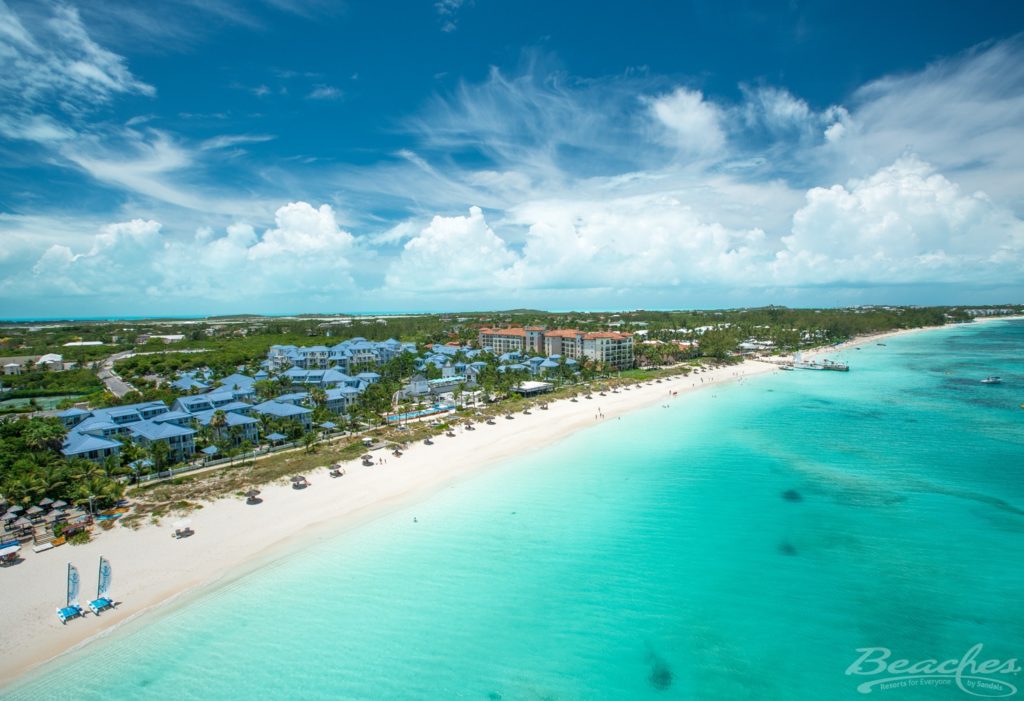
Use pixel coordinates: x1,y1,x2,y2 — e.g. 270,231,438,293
799,314,1024,360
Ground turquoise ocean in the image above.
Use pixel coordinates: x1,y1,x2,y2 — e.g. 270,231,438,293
6,320,1023,700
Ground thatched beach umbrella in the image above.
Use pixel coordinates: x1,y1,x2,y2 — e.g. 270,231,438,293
362,454,373,461
245,489,261,498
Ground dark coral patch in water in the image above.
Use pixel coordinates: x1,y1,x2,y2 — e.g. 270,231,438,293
782,489,803,502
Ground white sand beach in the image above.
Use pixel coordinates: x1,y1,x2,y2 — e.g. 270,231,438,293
0,359,778,685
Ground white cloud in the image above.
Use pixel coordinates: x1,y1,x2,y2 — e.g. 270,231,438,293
386,206,517,292
0,1,154,119
648,87,726,155
827,39,1024,205
773,157,1024,285
199,133,276,150
434,0,466,32
11,202,356,304
307,85,342,100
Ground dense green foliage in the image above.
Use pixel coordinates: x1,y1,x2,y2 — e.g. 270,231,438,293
0,417,124,508
0,368,102,398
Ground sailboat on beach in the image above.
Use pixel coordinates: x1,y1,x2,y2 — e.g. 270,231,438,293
56,563,83,624
88,556,114,614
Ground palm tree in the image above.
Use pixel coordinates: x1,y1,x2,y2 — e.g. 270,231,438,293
310,387,328,412
301,430,318,454
22,420,67,452
148,440,171,471
210,410,228,444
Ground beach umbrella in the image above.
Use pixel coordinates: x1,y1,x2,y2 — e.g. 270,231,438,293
38,497,54,507
245,489,261,498
290,475,307,484
26,505,43,516
362,454,373,461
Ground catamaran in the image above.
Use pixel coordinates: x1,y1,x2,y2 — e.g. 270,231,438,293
88,556,114,614
56,562,83,624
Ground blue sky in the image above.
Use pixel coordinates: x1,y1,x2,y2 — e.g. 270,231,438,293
1,1,1023,318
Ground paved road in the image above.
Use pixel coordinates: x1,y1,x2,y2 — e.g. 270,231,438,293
97,350,136,398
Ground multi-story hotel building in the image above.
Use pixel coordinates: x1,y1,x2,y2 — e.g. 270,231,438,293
477,327,526,355
478,327,634,369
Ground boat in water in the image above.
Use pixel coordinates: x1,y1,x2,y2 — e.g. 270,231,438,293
980,376,1002,384
791,352,850,372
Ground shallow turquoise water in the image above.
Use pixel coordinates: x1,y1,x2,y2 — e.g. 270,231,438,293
7,320,1023,700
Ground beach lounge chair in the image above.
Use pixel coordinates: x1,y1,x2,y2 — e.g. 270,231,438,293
56,603,83,624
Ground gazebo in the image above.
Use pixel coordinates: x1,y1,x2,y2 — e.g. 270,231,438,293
200,446,220,459
265,432,287,445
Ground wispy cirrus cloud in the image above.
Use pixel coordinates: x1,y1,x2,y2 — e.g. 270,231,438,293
307,84,342,100
434,0,468,33
0,0,154,127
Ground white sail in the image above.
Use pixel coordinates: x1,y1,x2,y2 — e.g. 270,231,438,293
98,557,112,598
67,563,80,606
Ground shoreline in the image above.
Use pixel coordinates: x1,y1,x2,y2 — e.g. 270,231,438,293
797,314,1024,360
1,359,778,687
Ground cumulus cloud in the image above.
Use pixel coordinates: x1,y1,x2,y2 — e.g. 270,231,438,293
386,206,517,292
12,202,356,305
380,156,1024,298
648,87,726,155
774,157,1024,285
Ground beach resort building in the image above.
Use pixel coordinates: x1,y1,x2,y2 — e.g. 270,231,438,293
477,327,527,355
58,401,197,463
478,327,635,369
